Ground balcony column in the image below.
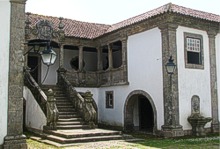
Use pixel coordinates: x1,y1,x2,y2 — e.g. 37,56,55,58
108,44,113,70
121,38,128,83
59,44,64,68
78,46,84,71
97,46,103,71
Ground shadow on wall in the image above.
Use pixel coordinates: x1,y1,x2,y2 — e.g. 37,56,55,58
23,86,46,131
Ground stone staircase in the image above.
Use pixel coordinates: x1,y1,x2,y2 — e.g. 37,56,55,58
53,87,89,130
37,85,129,146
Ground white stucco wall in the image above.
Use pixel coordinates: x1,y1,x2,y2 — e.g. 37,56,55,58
75,87,99,107
23,87,47,130
177,26,212,130
94,28,164,129
0,0,10,145
216,33,220,121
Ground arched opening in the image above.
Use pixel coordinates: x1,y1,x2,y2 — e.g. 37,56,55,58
138,95,154,131
124,90,157,133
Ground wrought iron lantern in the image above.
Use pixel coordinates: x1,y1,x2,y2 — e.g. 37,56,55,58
24,40,57,66
40,46,57,66
165,56,176,75
39,42,57,66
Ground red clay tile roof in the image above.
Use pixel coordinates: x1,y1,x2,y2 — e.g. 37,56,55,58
28,3,220,39
28,13,111,39
107,3,220,33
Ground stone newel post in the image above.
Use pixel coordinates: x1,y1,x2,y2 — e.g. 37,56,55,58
45,89,59,130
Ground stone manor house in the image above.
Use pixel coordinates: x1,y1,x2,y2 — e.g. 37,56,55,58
0,0,220,148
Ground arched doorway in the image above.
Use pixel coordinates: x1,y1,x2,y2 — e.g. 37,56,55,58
124,90,157,133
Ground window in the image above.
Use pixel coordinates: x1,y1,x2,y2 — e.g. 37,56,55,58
184,32,204,69
106,91,114,108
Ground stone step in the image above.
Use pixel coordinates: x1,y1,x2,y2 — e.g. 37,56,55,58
55,97,67,99
56,100,72,103
59,114,80,119
57,108,75,112
56,101,73,105
58,118,82,122
56,105,74,108
43,129,122,139
30,134,139,147
57,109,76,113
56,102,73,106
56,125,90,130
57,121,82,125
55,97,68,100
58,112,78,115
46,134,123,144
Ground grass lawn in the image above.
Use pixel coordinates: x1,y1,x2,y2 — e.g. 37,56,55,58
130,132,219,149
26,132,220,149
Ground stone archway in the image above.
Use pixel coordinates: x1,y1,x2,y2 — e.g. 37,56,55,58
124,90,157,133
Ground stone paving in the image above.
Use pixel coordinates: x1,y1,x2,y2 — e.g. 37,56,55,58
28,139,159,149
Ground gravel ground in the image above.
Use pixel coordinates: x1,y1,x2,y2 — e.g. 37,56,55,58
64,140,158,149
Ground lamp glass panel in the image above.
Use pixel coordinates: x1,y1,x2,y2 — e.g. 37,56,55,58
41,50,57,66
166,64,176,74
50,50,57,65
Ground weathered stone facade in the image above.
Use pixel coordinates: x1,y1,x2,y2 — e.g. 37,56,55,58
3,0,27,148
159,23,184,137
25,6,219,137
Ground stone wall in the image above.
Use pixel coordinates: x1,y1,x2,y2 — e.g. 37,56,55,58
4,0,27,148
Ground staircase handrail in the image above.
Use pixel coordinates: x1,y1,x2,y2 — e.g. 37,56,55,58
24,67,58,130
24,68,47,111
58,69,97,128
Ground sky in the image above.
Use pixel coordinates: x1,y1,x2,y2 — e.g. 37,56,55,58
26,0,220,24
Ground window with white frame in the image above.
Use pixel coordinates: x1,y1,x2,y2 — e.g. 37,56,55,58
106,91,114,108
184,32,204,69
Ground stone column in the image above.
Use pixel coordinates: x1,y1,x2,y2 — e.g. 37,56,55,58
121,38,128,83
159,23,184,137
207,30,219,132
59,44,64,68
108,44,113,70
97,46,103,71
78,46,84,71
4,0,27,148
